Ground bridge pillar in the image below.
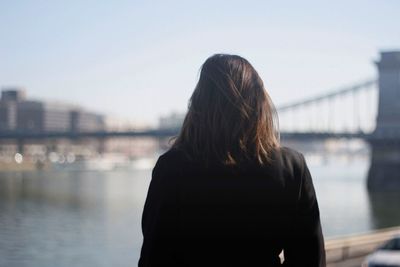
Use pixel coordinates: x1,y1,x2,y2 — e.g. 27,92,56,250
16,138,24,154
97,137,107,155
368,51,400,191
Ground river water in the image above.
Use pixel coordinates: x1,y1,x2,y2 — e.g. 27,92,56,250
1,153,400,267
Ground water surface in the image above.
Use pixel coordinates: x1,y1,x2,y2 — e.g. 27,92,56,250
0,155,399,266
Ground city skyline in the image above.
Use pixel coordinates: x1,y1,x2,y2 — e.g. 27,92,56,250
1,1,400,125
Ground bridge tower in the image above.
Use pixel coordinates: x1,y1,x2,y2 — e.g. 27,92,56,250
368,51,400,191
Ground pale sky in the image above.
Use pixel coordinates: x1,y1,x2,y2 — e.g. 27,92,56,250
1,1,399,126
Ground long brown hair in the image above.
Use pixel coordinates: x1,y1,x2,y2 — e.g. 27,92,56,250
173,54,279,165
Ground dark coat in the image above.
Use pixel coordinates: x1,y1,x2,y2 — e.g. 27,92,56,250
139,147,326,266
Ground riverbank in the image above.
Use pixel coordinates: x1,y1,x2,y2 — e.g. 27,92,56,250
326,226,400,266
0,161,49,171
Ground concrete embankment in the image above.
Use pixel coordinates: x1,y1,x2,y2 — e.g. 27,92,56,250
0,161,49,171
325,226,400,267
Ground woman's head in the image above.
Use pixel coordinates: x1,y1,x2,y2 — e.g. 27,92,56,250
174,54,279,165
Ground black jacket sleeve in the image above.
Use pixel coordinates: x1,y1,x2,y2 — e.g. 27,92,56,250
138,156,179,266
283,154,326,267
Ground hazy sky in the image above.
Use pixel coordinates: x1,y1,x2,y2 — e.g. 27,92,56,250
1,1,399,126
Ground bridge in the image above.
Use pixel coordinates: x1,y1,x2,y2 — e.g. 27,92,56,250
1,51,400,190
0,78,380,141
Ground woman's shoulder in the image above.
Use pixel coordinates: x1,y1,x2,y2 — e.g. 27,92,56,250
271,146,307,177
155,146,307,177
277,146,305,164
157,147,187,164
158,146,306,165
153,147,190,174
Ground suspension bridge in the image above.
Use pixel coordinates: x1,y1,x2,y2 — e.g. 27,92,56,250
1,51,400,190
0,77,380,140
277,79,377,140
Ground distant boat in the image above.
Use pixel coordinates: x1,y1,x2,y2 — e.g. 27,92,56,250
128,157,157,170
53,153,157,171
54,153,129,171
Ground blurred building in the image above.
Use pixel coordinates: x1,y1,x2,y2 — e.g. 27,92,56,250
159,112,185,129
16,101,73,132
103,116,150,131
1,89,26,102
0,88,26,131
0,88,105,133
70,109,105,132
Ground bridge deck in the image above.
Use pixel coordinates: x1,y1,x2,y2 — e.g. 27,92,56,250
0,129,372,140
